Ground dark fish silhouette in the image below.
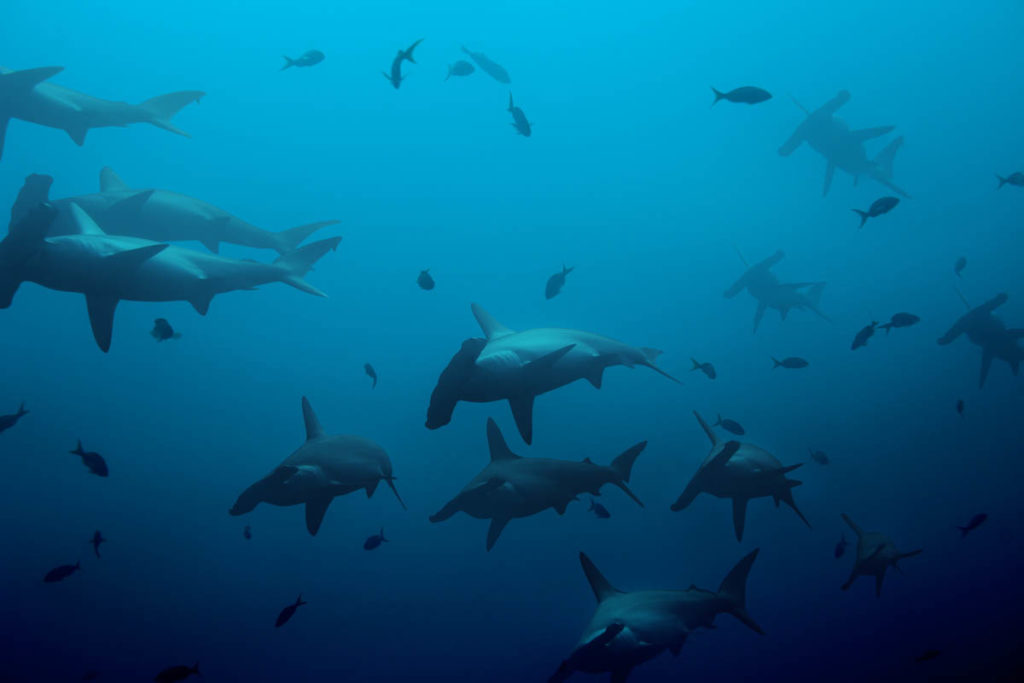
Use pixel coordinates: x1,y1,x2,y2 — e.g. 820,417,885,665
879,313,920,334
958,513,987,537
508,92,531,137
151,318,181,342
545,265,573,300
275,595,307,627
772,356,808,369
445,60,474,81
835,533,848,558
90,530,105,558
690,358,716,379
364,363,378,389
363,528,388,550
711,86,772,106
852,321,878,350
70,440,108,477
714,415,745,435
853,196,900,228
588,498,611,519
460,46,511,83
809,448,829,465
417,269,435,290
954,256,967,278
243,524,252,540
956,399,964,416
0,402,28,434
383,39,422,89
996,172,1024,189
44,562,80,583
153,662,200,683
282,50,324,70
915,649,941,663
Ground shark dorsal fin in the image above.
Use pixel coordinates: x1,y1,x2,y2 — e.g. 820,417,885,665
471,303,515,340
301,396,324,440
486,418,519,461
99,167,130,193
68,202,106,235
579,552,622,602
693,411,719,447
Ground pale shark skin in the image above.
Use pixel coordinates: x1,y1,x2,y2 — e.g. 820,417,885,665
548,549,764,683
426,303,678,444
937,292,1024,388
429,418,647,550
724,250,829,333
0,66,203,160
670,412,810,542
39,168,338,255
779,90,909,198
229,397,406,536
839,513,922,597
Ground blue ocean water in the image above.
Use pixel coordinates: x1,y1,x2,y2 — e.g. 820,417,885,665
2,1,1023,681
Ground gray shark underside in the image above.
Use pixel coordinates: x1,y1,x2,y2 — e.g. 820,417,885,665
937,292,1024,387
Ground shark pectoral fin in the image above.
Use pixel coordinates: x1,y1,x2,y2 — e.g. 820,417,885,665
66,126,88,146
525,345,576,383
485,517,509,551
365,480,379,497
693,411,720,447
103,244,167,275
777,129,803,156
189,292,214,316
823,162,835,196
980,349,994,388
108,190,155,220
508,395,535,445
731,497,749,542
304,494,333,536
85,295,119,352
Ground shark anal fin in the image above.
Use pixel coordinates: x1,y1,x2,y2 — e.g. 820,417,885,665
66,126,88,146
508,395,535,445
485,517,509,551
189,292,214,316
85,294,119,352
365,479,379,497
732,497,749,542
305,494,332,536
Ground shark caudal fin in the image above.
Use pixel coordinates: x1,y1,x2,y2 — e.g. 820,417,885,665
271,220,340,255
402,39,424,63
578,552,623,603
273,236,342,296
777,480,812,529
0,67,63,161
138,90,204,137
717,548,764,635
610,441,648,507
639,347,681,383
873,135,903,179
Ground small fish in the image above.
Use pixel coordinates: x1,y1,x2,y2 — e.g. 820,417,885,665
852,196,900,228
153,662,200,683
713,415,745,435
772,356,808,369
364,528,388,550
834,533,848,558
915,649,941,663
275,595,307,628
809,448,829,465
996,172,1024,189
417,269,435,290
958,512,988,537
954,256,967,278
878,313,920,334
445,60,475,80
43,562,80,583
150,318,181,342
690,358,716,379
364,363,378,389
70,440,109,477
282,50,325,70
383,39,422,89
545,265,573,300
90,530,106,559
0,402,28,434
588,498,610,519
956,399,964,416
460,46,511,83
508,92,531,137
851,321,878,350
243,524,252,540
710,85,772,106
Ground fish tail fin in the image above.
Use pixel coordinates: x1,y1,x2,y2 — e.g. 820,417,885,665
272,220,339,255
380,527,388,542
717,549,764,635
282,56,296,70
139,90,204,137
711,86,725,107
273,237,342,296
70,440,84,456
17,403,28,417
879,323,893,334
714,414,723,426
996,174,1008,189
296,594,307,606
853,209,869,228
690,357,700,370
771,356,781,368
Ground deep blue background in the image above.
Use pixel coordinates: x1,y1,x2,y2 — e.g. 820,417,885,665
2,1,1023,681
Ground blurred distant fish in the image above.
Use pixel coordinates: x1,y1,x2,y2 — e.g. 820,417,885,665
588,498,610,519
508,92,531,137
363,528,388,550
446,60,474,81
714,415,745,435
90,530,105,559
958,512,987,537
915,649,941,663
0,402,28,434
772,356,808,369
153,662,200,683
243,524,252,540
417,269,435,290
43,561,80,583
879,313,919,334
956,399,964,416
545,265,573,300
690,358,716,379
851,321,878,350
151,318,181,342
275,595,307,628
461,46,511,83
809,448,829,465
70,440,108,477
364,363,378,389
853,197,900,228
834,533,848,558
996,171,1024,189
711,86,772,106
954,256,967,278
281,50,324,70
383,39,422,89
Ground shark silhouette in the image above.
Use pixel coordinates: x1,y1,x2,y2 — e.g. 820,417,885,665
724,250,829,333
937,292,1024,387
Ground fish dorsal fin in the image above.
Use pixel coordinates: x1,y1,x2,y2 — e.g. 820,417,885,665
301,396,324,440
579,552,622,602
693,411,719,447
486,418,519,461
68,202,105,235
471,303,515,340
99,167,130,193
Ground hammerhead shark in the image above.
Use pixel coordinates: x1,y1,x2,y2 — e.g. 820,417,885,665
229,397,405,536
839,513,922,597
937,292,1024,388
429,418,646,550
0,66,202,160
670,411,810,542
779,90,909,198
425,303,677,444
548,549,764,683
724,249,829,333
36,168,337,254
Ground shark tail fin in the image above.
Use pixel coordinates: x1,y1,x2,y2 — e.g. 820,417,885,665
853,209,869,228
717,549,764,635
385,476,407,510
271,220,340,255
996,174,1008,190
579,552,621,602
777,483,811,528
710,86,725,107
273,236,342,296
403,39,424,63
639,348,680,383
610,441,647,508
873,135,903,179
139,90,204,137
